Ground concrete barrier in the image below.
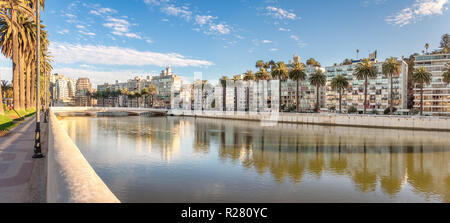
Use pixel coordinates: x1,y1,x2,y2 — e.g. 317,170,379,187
47,109,120,203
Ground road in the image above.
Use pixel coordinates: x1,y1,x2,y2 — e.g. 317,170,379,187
0,116,47,203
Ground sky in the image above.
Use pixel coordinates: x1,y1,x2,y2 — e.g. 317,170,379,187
1,0,450,86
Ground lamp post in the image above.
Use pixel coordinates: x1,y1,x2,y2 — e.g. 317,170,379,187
33,0,44,159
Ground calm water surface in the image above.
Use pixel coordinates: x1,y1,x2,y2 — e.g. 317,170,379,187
58,116,450,203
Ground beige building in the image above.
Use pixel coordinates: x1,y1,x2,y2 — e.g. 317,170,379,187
325,58,409,113
75,78,93,106
413,53,450,116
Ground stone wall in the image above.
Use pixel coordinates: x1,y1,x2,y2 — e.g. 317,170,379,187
47,109,120,203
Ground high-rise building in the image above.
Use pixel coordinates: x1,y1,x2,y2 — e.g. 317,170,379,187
75,78,92,106
413,53,450,116
50,73,76,105
325,57,409,113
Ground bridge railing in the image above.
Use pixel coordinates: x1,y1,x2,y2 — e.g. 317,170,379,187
47,109,120,203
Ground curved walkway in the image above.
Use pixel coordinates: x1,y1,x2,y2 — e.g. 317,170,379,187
0,116,47,203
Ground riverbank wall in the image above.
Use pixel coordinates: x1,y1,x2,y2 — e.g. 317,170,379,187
51,107,450,131
47,109,120,203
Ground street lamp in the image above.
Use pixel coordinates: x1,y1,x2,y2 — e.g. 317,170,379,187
33,0,44,159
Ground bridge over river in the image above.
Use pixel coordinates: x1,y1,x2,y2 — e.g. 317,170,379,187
52,107,169,117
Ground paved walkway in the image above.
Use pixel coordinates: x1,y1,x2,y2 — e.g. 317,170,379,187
0,115,47,203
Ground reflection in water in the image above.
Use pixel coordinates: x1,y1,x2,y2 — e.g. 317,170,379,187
58,116,450,203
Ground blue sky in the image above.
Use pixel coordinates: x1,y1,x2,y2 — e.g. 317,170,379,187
1,0,449,86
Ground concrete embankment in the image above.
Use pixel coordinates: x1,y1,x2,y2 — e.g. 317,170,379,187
174,110,450,131
47,109,120,203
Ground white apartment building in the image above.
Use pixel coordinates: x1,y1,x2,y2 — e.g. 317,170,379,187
325,58,409,113
413,53,450,116
51,73,76,105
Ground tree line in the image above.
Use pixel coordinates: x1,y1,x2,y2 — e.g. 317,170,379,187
0,0,52,115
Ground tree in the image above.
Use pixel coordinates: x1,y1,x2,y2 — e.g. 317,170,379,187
289,62,306,112
0,0,37,110
440,33,449,52
220,76,228,111
382,57,402,115
0,78,3,114
149,85,157,108
243,70,255,111
443,63,450,85
425,43,430,54
271,61,289,112
412,67,432,116
121,88,128,107
306,58,321,67
331,75,349,113
309,69,327,112
342,58,352,65
356,49,360,59
128,91,135,108
141,88,150,108
354,58,377,114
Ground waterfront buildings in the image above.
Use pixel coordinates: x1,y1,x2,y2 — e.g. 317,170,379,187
324,57,409,113
50,73,77,106
75,78,93,106
413,53,450,116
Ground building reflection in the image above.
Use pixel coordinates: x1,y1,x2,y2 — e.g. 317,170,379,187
193,118,450,202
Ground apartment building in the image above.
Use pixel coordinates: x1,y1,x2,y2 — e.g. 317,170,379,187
75,78,93,106
413,53,450,116
50,73,76,105
325,58,408,113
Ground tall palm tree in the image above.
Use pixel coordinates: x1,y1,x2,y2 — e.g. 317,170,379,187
331,75,349,113
413,67,432,116
425,43,430,54
443,63,450,85
121,88,128,107
220,76,228,111
255,67,270,111
255,60,264,70
0,76,3,114
289,62,306,112
356,49,360,59
354,58,377,114
382,57,402,115
309,69,327,112
0,0,36,110
149,84,157,108
141,87,150,108
243,70,255,111
271,61,289,112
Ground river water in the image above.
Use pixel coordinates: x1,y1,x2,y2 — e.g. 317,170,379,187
58,116,450,203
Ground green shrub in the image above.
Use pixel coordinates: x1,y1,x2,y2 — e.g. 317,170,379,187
384,107,398,115
411,108,420,115
348,106,357,114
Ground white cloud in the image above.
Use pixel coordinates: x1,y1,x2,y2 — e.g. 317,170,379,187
386,0,449,26
290,35,307,47
89,7,117,15
195,15,215,26
103,17,142,39
269,48,278,51
279,27,291,32
161,5,192,20
57,29,69,35
262,40,272,43
78,30,96,36
51,67,147,86
266,6,298,20
49,42,213,67
208,23,231,35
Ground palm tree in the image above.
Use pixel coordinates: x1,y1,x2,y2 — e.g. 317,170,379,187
255,60,264,70
309,69,327,112
354,58,377,114
141,88,150,108
120,88,128,107
0,77,3,114
356,49,360,59
425,43,430,54
243,70,255,111
382,57,402,115
271,61,289,112
128,91,135,108
412,67,432,116
220,76,228,111
0,0,37,110
306,58,320,67
331,75,349,113
255,67,270,111
289,62,306,112
443,63,450,85
148,85,157,108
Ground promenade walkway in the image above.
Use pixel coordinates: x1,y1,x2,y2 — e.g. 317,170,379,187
0,115,47,203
